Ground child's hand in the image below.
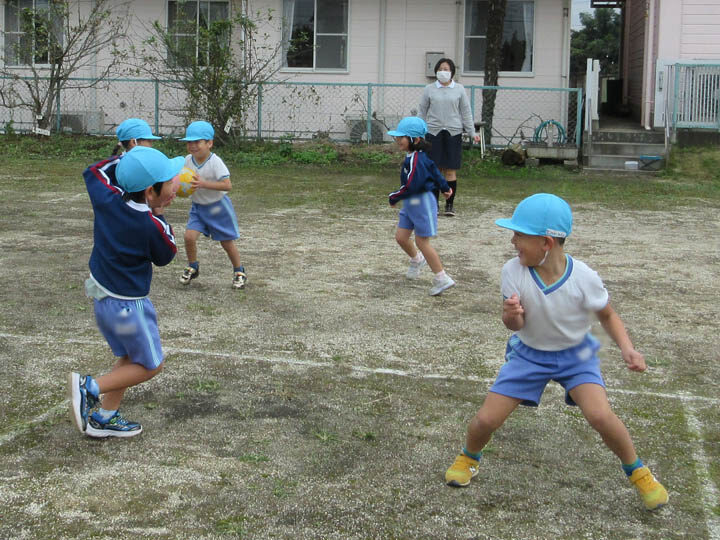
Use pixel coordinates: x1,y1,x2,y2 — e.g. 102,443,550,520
502,293,524,330
622,348,647,372
190,173,202,189
441,188,453,200
503,293,524,317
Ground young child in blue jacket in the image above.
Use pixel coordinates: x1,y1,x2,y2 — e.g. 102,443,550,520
388,117,455,296
69,146,184,438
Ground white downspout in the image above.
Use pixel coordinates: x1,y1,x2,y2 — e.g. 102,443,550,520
560,1,570,133
377,0,387,115
642,0,656,130
378,0,386,85
455,0,463,72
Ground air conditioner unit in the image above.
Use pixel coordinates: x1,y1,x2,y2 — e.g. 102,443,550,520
50,110,105,134
344,115,400,144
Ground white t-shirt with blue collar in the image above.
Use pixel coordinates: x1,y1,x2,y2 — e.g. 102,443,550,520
500,255,609,351
186,153,231,205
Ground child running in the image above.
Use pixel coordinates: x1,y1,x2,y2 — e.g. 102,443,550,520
445,193,668,510
69,146,184,438
177,121,246,289
387,116,455,296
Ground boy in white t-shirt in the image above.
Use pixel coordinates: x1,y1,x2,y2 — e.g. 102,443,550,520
177,121,247,289
444,193,668,511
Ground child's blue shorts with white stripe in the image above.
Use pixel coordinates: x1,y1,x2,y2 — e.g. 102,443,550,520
397,191,438,237
93,296,164,370
489,333,605,407
187,195,240,241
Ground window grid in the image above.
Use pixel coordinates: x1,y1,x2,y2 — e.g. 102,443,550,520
4,0,59,67
283,0,348,71
167,0,230,67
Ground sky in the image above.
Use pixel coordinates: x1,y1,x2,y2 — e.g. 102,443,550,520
571,0,593,30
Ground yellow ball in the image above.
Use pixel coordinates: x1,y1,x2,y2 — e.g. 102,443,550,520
175,166,196,198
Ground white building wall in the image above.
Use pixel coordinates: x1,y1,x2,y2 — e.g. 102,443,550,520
680,0,720,59
0,0,575,140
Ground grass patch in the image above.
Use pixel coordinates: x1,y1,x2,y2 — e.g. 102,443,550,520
237,453,270,463
215,514,248,536
3,134,719,212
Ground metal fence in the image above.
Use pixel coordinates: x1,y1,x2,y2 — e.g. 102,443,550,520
0,76,583,147
670,63,720,130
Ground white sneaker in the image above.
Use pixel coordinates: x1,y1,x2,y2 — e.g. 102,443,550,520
429,274,455,296
406,256,426,279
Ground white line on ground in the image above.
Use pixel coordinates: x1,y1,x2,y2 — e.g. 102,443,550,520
1,332,719,404
683,402,720,540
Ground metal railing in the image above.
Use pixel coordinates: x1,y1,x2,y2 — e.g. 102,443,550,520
0,76,583,148
671,62,720,130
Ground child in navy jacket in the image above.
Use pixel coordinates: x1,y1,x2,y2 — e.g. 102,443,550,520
388,116,455,296
69,146,183,438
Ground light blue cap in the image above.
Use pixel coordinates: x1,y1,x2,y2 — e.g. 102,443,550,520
116,146,185,193
179,121,215,141
116,118,161,141
495,193,573,238
387,116,427,138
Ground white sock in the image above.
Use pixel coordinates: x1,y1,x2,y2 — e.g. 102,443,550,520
435,270,447,279
411,253,424,263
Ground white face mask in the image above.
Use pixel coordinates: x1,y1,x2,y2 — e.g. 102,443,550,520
436,70,452,83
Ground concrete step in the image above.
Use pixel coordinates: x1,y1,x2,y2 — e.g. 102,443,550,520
591,129,665,144
583,153,665,170
582,167,659,175
583,141,666,157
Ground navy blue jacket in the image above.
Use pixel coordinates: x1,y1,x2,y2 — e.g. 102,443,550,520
388,150,450,206
84,157,177,298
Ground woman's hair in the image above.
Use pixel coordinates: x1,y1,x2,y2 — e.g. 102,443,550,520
408,137,432,152
122,182,164,203
434,57,456,78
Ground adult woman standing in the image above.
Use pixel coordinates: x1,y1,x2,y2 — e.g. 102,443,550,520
418,58,481,216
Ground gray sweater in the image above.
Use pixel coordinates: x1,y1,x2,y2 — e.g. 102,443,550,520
418,81,476,137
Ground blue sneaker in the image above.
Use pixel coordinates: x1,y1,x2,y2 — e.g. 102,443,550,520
68,372,99,433
85,411,143,438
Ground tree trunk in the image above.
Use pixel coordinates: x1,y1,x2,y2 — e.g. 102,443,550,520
482,0,507,145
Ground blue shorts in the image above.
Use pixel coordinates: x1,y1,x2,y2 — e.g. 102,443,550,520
94,296,164,370
187,195,240,241
490,334,605,407
397,191,438,237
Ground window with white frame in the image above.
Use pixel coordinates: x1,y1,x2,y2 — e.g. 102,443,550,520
167,0,230,67
464,0,534,73
282,0,348,70
4,0,63,66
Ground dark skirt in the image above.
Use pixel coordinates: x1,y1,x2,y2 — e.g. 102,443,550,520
426,130,462,170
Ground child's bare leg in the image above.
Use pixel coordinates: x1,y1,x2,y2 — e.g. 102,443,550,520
220,239,242,268
395,227,417,258
414,236,443,273
569,383,637,463
184,229,202,262
466,392,522,453
95,356,163,411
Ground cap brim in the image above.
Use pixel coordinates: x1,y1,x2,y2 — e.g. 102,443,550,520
495,218,538,235
145,134,162,140
387,130,405,137
161,156,186,182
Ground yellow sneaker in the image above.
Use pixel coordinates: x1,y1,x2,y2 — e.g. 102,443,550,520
445,454,480,487
629,466,668,510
